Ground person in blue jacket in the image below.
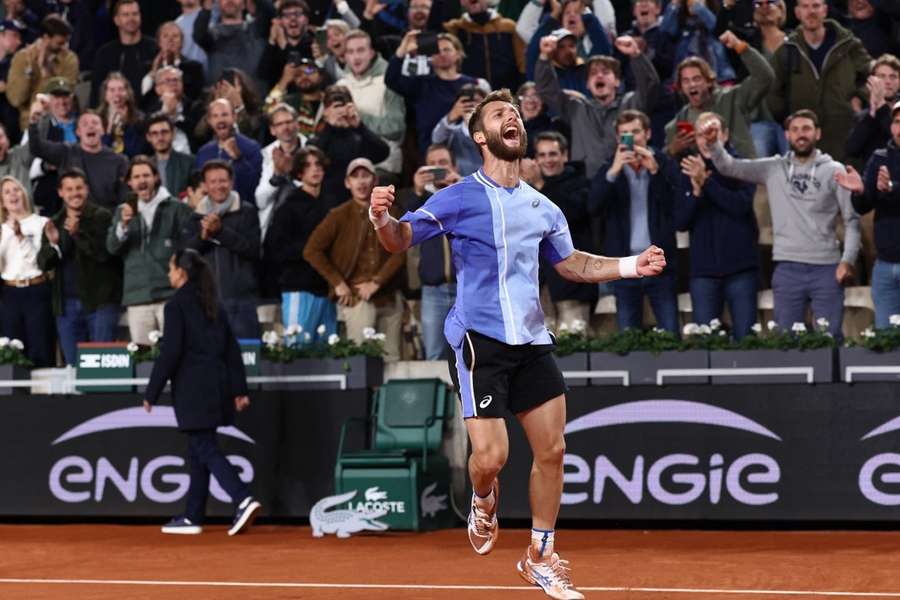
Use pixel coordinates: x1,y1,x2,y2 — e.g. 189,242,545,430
143,247,261,537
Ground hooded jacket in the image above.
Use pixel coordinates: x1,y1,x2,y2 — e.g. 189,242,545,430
535,53,659,179
767,19,872,163
182,191,261,300
710,143,860,266
443,9,525,92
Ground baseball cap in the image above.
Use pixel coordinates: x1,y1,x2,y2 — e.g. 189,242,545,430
345,157,376,177
0,19,23,34
550,28,576,41
42,77,73,96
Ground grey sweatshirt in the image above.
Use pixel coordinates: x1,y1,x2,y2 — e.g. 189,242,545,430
710,142,860,266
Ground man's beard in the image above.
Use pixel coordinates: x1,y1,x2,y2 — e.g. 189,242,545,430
790,140,815,157
484,126,527,162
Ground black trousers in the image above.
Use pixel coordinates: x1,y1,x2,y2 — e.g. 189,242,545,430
1,281,55,367
184,429,249,523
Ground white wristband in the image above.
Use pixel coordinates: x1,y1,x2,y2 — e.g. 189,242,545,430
368,207,390,230
618,255,641,279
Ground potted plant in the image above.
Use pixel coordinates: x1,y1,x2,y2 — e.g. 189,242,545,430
0,337,31,395
840,315,900,382
128,330,162,393
710,319,836,384
588,327,709,386
260,325,385,390
553,320,590,386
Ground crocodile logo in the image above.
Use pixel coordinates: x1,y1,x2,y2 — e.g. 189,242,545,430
420,482,448,518
310,491,389,538
365,486,388,502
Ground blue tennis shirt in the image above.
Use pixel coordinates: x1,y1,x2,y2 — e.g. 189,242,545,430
400,168,575,348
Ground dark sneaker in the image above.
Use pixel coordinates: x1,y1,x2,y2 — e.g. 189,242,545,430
161,517,202,535
228,496,261,536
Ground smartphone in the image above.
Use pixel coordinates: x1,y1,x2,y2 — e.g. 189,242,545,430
676,121,695,136
314,28,328,50
620,133,634,151
124,192,138,213
286,50,302,66
430,167,448,182
417,31,439,56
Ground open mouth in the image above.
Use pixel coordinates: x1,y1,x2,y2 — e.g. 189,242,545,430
502,126,520,142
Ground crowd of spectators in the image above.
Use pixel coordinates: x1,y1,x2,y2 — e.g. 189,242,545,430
0,0,897,368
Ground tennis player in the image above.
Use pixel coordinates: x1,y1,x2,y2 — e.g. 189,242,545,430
369,89,666,599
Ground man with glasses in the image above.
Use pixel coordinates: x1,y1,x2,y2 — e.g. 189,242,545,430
255,103,306,240
259,0,314,89
145,113,194,198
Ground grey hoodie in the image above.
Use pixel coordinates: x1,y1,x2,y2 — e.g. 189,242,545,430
710,143,859,266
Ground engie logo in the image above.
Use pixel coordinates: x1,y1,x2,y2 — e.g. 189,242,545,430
859,417,900,505
49,407,255,504
562,400,782,507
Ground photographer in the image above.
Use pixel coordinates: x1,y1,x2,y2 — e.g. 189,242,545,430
430,83,486,176
307,85,389,207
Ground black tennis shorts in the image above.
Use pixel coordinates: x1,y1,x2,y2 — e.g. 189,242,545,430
447,330,567,419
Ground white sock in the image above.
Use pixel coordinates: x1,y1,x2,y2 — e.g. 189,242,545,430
531,528,555,559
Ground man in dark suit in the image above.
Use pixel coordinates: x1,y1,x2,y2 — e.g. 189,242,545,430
146,113,195,198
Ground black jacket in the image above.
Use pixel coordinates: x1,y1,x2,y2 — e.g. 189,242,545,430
540,162,597,304
856,140,900,263
182,194,261,301
90,37,159,107
846,102,894,163
308,123,389,207
145,281,248,431
589,152,679,274
264,186,330,295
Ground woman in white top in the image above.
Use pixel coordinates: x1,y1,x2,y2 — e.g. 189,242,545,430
0,176,55,366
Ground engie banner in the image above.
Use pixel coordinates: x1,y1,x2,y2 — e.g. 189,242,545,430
0,391,368,517
502,383,900,520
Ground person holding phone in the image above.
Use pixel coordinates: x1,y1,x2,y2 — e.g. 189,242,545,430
143,248,261,537
591,109,680,333
257,0,314,89
431,83,486,176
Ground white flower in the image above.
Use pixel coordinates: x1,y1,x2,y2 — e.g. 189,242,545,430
791,322,807,333
328,334,340,346
9,339,24,351
571,319,587,333
698,324,712,335
374,332,387,341
284,324,302,337
148,330,162,344
362,327,376,340
316,324,327,335
767,320,777,331
890,314,900,327
863,328,876,339
815,317,830,330
718,330,726,337
559,322,570,332
262,331,280,347
303,332,312,342
683,323,700,336
709,318,722,330
0,337,9,348
127,342,139,353
652,326,664,333
751,323,762,334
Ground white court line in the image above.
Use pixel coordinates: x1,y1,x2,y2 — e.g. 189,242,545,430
0,578,899,597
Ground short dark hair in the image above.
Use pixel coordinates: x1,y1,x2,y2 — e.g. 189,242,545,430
279,0,310,16
292,145,329,177
467,88,519,139
58,167,88,188
79,108,106,130
323,84,353,107
586,55,621,80
784,108,819,128
145,112,174,133
127,155,159,180
615,109,651,132
40,14,72,37
534,131,569,154
112,0,138,17
201,159,234,180
425,142,456,166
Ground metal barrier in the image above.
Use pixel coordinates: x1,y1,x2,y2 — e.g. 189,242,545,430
657,367,815,385
0,374,349,395
845,366,900,383
562,370,630,386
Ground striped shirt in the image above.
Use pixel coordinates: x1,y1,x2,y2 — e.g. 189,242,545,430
400,168,575,348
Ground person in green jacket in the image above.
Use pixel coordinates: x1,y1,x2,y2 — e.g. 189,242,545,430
766,0,872,163
106,155,192,345
37,168,123,366
666,30,775,160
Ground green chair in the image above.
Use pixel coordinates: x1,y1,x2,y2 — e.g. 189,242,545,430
334,378,457,531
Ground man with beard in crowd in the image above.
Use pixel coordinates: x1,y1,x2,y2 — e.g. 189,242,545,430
195,98,263,206
369,89,666,600
258,0,314,89
704,109,860,339
266,58,325,139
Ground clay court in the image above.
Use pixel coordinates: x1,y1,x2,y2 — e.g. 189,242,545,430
3,525,900,599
